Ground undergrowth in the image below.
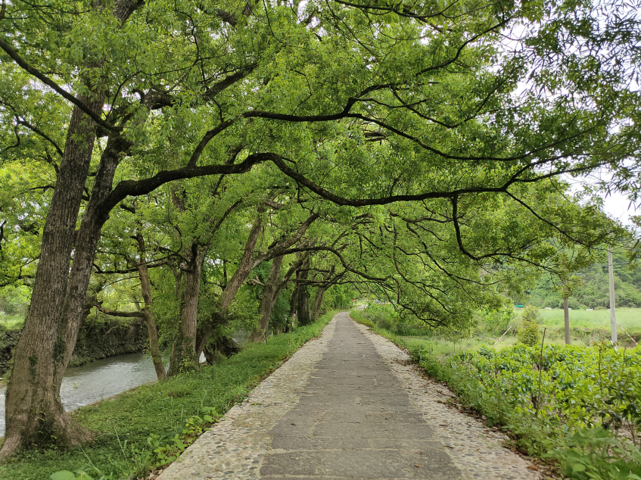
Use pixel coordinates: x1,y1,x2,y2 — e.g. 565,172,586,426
350,309,641,480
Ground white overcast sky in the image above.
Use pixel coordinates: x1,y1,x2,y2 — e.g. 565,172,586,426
602,191,638,226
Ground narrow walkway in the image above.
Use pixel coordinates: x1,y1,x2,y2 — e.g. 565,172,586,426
158,313,540,480
260,315,460,479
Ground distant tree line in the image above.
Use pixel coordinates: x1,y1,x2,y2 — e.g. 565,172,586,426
527,249,641,309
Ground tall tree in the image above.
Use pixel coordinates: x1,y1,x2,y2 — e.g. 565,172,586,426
0,0,637,457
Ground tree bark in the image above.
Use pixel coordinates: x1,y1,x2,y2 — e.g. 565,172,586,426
296,257,311,325
136,235,166,381
311,286,327,321
289,281,299,319
247,255,283,343
168,245,206,376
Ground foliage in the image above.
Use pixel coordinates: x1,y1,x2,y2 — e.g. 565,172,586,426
529,249,641,309
475,302,516,336
517,305,542,346
0,312,335,480
144,407,222,468
353,309,641,479
546,428,641,480
415,341,641,478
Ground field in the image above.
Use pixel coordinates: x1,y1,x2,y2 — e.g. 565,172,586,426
537,308,641,338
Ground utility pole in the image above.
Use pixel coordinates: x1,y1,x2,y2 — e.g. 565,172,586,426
608,247,617,343
563,297,571,345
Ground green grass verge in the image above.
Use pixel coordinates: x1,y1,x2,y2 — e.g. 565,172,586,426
0,312,336,480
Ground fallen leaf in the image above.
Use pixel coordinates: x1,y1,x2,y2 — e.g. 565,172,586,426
415,464,423,468
527,465,539,471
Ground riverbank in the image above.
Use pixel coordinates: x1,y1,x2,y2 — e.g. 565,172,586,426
0,311,335,480
0,315,148,380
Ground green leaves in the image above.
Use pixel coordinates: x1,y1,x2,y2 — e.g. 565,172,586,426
50,471,93,480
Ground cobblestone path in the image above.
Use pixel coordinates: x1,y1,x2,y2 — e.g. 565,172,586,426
157,313,540,480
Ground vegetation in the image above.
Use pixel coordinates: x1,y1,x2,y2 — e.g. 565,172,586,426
0,312,334,480
529,249,641,310
352,307,641,479
516,305,542,347
0,0,639,465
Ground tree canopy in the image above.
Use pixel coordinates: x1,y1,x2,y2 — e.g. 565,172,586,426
0,0,639,458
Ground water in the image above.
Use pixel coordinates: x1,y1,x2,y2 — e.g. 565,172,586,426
0,332,248,437
0,352,158,437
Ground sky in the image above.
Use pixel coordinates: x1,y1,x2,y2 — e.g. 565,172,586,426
602,191,638,227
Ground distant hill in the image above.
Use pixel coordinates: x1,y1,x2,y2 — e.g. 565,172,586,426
527,249,641,309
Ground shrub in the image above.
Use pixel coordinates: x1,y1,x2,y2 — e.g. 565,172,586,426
517,305,541,346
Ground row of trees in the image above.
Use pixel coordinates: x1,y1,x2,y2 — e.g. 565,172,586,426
0,0,639,459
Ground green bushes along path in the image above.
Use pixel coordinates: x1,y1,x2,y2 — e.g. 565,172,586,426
351,309,641,480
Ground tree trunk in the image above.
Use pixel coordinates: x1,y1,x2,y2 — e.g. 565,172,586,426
168,246,206,376
247,255,283,343
289,282,299,319
195,218,263,359
0,96,105,458
0,1,147,458
203,336,241,364
298,288,311,325
296,259,311,325
311,286,327,322
136,235,166,381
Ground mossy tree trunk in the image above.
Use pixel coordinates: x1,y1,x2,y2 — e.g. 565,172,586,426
247,255,284,343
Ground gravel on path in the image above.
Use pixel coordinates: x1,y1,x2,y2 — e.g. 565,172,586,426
157,313,542,480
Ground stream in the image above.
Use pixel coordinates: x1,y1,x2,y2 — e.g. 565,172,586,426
0,352,159,437
0,332,249,437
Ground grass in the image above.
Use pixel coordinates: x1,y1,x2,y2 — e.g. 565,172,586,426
0,311,336,480
537,307,641,333
0,313,25,330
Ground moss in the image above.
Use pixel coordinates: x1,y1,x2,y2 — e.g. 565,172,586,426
28,355,37,380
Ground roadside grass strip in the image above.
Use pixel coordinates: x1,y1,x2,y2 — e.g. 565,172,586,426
0,312,335,480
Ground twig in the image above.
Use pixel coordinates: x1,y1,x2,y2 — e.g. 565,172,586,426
493,325,512,346
535,327,547,418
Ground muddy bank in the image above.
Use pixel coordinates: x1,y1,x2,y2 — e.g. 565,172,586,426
0,317,148,377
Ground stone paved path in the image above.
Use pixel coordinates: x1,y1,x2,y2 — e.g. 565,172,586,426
157,313,540,480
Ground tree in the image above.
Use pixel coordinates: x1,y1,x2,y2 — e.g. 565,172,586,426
0,0,637,457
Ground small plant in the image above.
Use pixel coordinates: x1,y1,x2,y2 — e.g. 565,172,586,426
546,427,641,480
50,471,93,480
517,305,541,347
145,407,222,468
